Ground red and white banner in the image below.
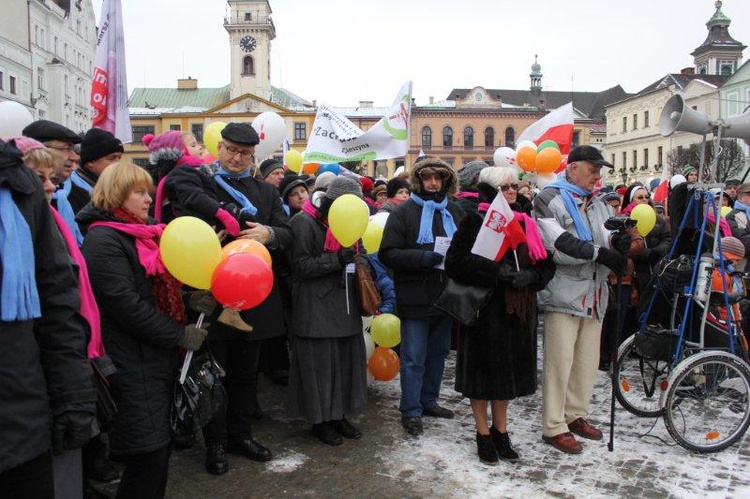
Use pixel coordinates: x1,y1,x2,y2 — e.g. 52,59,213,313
518,102,574,154
471,193,526,262
91,0,131,143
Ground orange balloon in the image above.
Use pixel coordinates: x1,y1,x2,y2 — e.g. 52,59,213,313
303,162,320,174
367,347,400,381
516,146,537,172
536,147,563,174
220,239,272,267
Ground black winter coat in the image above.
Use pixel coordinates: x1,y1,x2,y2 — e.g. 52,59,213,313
78,205,183,458
212,173,293,341
163,165,222,227
288,212,362,338
0,145,94,473
379,196,463,319
68,166,98,216
632,214,671,295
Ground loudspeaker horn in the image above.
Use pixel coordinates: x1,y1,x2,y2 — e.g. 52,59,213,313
659,94,713,137
721,109,750,140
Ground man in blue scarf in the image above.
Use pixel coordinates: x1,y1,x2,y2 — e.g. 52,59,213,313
534,145,629,454
380,157,463,437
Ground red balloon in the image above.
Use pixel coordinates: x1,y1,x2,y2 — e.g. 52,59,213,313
368,347,400,381
211,253,274,310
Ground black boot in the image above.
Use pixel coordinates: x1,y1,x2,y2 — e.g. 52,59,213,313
490,426,519,462
312,422,343,446
476,433,499,465
205,443,229,475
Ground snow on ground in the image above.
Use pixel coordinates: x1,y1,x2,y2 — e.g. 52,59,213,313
264,450,309,473
368,341,750,498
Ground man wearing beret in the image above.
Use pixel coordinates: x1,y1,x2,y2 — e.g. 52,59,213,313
22,119,81,183
202,122,293,474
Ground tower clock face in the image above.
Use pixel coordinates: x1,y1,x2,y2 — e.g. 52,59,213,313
240,35,257,53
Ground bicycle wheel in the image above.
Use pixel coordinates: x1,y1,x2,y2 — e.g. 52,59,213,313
663,352,750,453
613,335,670,417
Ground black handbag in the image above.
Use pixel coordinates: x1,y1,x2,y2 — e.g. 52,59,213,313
433,278,494,326
170,352,227,439
633,325,679,362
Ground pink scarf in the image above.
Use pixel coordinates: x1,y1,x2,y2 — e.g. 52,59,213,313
707,211,732,237
300,199,342,252
455,191,479,199
153,155,204,222
477,204,547,263
88,221,167,276
50,207,104,359
387,196,406,206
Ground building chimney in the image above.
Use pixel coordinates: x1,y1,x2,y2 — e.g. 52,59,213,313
429,96,434,104
359,100,373,108
177,77,198,90
681,67,695,75
312,100,317,108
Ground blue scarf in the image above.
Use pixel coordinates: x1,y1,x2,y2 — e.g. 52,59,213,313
0,186,41,321
410,192,457,244
70,170,94,194
733,200,750,218
52,179,84,246
545,179,593,242
214,168,258,217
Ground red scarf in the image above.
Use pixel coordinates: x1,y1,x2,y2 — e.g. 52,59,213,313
89,208,186,324
300,199,342,252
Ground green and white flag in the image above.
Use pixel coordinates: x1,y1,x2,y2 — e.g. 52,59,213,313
304,81,412,164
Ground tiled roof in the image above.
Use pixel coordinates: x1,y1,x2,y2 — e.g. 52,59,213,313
129,86,230,110
635,73,729,95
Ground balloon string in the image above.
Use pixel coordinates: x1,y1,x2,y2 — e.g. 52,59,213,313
179,312,204,384
345,268,350,315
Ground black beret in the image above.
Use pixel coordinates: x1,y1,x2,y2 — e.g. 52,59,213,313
79,127,124,165
22,120,82,143
220,122,259,146
259,158,283,178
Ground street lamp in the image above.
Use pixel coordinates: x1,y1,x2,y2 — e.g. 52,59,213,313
620,169,628,186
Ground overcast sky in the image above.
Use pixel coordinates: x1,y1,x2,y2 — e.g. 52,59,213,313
96,0,750,107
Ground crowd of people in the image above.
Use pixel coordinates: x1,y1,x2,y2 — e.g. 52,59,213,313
3,117,750,497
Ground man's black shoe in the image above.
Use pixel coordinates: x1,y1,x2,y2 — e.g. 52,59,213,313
331,418,362,439
205,443,229,475
423,405,454,419
227,438,272,462
312,422,343,446
401,416,423,436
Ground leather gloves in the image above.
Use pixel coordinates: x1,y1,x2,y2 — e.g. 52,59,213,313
338,248,356,266
610,231,632,254
188,290,218,316
51,411,94,455
508,269,538,290
215,208,240,237
420,251,444,269
596,247,627,277
179,324,208,351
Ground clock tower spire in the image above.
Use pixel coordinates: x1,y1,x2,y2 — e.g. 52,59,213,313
225,0,276,100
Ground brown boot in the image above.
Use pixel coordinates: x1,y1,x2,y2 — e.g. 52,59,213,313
217,308,253,332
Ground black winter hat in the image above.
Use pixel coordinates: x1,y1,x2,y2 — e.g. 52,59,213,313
259,158,283,178
386,177,409,199
22,120,82,144
79,128,124,165
279,174,307,203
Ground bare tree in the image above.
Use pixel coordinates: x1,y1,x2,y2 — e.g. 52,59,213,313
666,139,745,182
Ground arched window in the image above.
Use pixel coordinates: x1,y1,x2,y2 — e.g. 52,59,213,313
463,126,474,147
421,126,432,147
484,126,494,147
443,126,453,147
505,126,515,147
243,56,255,75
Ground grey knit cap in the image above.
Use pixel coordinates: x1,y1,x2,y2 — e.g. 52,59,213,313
457,161,488,190
314,171,336,192
324,176,363,200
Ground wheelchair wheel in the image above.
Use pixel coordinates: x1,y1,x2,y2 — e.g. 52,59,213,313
613,335,670,417
663,352,750,453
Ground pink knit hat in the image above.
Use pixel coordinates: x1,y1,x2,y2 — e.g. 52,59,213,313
3,136,46,155
143,131,202,167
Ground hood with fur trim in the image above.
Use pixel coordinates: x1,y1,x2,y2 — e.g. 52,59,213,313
409,157,458,196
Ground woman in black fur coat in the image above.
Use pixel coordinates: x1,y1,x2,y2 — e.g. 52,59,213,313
444,166,554,465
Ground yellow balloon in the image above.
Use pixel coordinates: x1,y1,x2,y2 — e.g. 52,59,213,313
720,206,732,218
285,150,303,173
362,221,384,254
630,204,656,237
203,122,226,157
160,216,222,289
370,313,401,348
328,194,369,247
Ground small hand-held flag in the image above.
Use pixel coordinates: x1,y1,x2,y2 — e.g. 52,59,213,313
471,193,526,268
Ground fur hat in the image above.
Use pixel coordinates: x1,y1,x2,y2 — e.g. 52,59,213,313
314,171,336,192
371,184,386,199
386,177,409,199
457,160,488,190
409,157,458,196
325,176,363,200
79,128,124,165
670,174,687,189
478,166,517,189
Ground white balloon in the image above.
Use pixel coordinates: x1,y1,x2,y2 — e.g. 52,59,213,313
493,147,517,168
362,315,373,332
0,101,34,137
364,332,376,362
515,140,536,152
369,212,389,228
251,112,286,161
536,172,558,189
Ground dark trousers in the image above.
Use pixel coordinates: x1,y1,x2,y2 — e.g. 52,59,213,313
116,445,171,499
601,284,633,362
0,451,54,499
203,339,260,444
258,335,290,374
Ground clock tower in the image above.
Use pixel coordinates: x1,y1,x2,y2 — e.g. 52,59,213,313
225,0,276,100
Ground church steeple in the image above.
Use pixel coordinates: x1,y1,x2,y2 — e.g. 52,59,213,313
529,55,544,109
691,1,745,75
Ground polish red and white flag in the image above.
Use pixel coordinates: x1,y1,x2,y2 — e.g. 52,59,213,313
471,192,526,262
517,102,575,154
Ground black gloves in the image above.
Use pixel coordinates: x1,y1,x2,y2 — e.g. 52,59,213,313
508,269,539,290
611,231,632,254
647,248,663,264
420,251,444,269
179,325,208,351
51,411,94,455
338,248,356,266
188,290,218,316
596,247,627,276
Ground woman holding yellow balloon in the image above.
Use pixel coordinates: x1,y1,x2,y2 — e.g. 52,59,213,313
287,176,368,446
